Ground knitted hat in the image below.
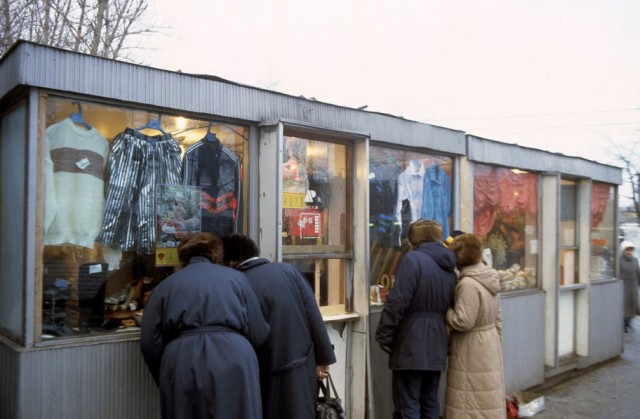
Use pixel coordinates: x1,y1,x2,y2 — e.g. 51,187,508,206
407,219,442,245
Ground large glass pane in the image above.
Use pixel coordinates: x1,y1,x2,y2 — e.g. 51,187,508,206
368,145,453,303
590,183,615,281
287,258,347,315
0,103,27,341
473,164,539,291
559,179,579,287
560,180,577,247
40,96,249,340
281,135,352,314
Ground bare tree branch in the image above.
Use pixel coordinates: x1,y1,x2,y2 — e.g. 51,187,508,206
0,0,161,61
608,135,640,221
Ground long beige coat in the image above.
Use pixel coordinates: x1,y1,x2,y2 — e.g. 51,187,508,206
445,262,505,419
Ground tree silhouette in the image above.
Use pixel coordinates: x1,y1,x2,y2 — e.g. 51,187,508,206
0,0,162,61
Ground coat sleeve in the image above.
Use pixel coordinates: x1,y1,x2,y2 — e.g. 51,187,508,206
295,269,336,365
446,278,480,332
375,256,417,349
242,282,270,347
139,289,166,386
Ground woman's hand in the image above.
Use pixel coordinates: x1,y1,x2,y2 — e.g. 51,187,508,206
316,365,330,380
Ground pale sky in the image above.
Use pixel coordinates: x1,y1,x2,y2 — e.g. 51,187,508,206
141,0,640,167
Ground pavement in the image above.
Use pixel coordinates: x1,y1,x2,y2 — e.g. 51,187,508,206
526,316,640,419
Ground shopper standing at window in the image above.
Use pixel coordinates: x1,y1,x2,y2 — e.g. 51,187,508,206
619,240,640,333
221,234,337,419
445,233,505,419
140,233,269,419
375,219,457,419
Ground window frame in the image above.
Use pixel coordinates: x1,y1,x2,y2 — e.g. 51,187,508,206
281,127,355,316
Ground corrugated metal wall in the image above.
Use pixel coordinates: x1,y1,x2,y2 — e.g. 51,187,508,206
3,41,466,156
1,339,160,419
0,340,19,419
467,134,622,184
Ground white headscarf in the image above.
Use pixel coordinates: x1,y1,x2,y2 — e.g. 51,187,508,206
620,240,635,256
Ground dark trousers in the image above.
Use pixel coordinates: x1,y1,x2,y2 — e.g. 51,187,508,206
392,370,441,419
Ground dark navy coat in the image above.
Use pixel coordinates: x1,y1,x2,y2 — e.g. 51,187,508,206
237,258,337,419
375,242,456,371
140,256,270,419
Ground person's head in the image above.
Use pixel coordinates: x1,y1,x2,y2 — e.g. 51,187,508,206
621,240,635,257
443,229,465,248
450,233,483,269
407,219,443,246
177,233,223,267
221,234,260,267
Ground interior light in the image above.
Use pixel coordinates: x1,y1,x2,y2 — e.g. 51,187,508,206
174,117,188,131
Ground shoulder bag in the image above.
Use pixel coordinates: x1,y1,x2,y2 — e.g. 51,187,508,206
316,372,345,419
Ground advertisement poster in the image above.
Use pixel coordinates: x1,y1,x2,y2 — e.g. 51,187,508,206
282,137,308,197
155,185,202,266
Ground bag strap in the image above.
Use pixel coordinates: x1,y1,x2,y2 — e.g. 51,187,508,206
319,372,339,401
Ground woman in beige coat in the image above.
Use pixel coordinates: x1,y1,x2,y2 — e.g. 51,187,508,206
445,234,505,418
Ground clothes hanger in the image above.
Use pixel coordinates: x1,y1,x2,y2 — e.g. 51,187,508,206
205,122,219,142
69,102,92,130
135,115,167,135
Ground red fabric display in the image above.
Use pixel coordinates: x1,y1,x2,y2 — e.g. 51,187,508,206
591,183,611,228
473,166,538,239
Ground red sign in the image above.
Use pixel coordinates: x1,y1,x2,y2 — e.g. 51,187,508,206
290,209,323,238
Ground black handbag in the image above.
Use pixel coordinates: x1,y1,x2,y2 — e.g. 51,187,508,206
316,372,345,419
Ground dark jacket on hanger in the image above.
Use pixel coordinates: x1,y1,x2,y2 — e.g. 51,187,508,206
182,138,241,237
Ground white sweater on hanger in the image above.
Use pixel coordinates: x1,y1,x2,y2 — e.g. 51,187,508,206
44,118,109,248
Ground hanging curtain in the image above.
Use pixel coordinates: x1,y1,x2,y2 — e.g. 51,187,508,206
474,166,538,239
498,170,538,216
473,165,501,238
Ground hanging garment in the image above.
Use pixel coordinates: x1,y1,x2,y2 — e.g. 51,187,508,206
98,129,182,254
369,161,400,247
181,138,241,237
421,163,451,240
394,160,425,245
44,118,109,248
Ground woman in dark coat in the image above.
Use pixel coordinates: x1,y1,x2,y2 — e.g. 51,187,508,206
221,234,337,419
375,219,457,419
619,240,640,332
140,233,270,419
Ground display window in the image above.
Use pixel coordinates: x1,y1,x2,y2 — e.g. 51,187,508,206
590,182,615,281
39,95,249,340
560,179,578,286
368,145,453,303
281,135,352,315
473,164,539,291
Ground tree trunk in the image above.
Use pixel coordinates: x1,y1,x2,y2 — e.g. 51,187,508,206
90,0,108,55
